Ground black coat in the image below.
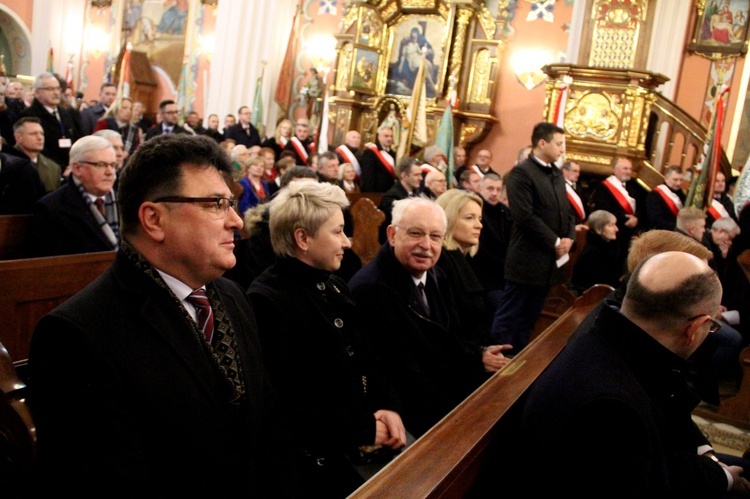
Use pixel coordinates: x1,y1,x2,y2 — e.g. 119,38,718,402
283,136,314,166
30,180,118,256
225,123,261,148
29,251,295,498
360,142,396,192
144,123,189,141
468,200,513,292
592,177,648,265
644,185,686,231
0,152,45,214
570,230,622,292
521,302,729,497
504,156,575,287
349,243,487,437
20,98,83,169
248,257,400,497
377,181,412,243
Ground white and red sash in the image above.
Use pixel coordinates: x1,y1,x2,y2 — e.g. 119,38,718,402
279,137,289,148
708,198,730,220
366,143,395,178
421,163,440,175
654,184,683,216
602,175,635,215
335,145,361,176
566,183,585,221
290,137,309,163
470,164,485,179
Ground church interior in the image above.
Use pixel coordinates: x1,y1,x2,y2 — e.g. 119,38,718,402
2,0,750,496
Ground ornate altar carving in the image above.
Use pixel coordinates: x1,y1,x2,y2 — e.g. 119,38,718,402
542,64,668,178
328,0,508,155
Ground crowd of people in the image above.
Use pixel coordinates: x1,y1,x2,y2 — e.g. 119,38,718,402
4,68,750,497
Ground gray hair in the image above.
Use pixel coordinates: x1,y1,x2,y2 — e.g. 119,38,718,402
69,135,114,164
587,209,616,234
711,216,740,235
33,72,57,89
93,129,122,142
391,196,447,232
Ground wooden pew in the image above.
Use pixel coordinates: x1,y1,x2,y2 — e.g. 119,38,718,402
0,215,33,260
350,284,614,498
349,197,385,267
0,251,115,363
0,339,35,499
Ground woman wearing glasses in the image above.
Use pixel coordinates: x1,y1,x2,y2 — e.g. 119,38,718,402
247,181,406,497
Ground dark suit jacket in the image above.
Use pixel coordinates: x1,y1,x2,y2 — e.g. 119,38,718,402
225,123,261,148
20,98,83,169
360,141,396,192
144,123,189,141
30,180,118,256
260,137,284,159
469,200,513,292
592,177,647,263
282,136,314,166
377,181,413,243
520,302,728,497
644,185,686,231
504,156,575,287
334,144,362,169
80,102,107,135
29,251,295,497
349,243,486,437
0,152,46,214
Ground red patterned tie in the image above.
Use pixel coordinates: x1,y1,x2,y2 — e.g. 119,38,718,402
187,289,214,343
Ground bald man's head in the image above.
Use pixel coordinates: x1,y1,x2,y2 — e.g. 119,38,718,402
621,251,722,357
345,130,361,149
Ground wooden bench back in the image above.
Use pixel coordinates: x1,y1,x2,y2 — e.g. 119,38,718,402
0,339,35,499
0,215,33,260
349,197,385,267
0,251,116,363
351,284,614,497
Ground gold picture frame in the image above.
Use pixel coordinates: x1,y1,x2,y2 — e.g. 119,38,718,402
689,0,750,59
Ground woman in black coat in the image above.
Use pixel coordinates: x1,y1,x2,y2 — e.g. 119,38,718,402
247,181,406,498
571,209,622,293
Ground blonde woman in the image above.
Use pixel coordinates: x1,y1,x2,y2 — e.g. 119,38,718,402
93,97,141,156
261,118,293,159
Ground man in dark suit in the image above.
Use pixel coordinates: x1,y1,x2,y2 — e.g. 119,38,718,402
204,113,224,143
349,197,510,437
592,156,648,270
334,130,362,177
360,126,396,192
377,156,422,243
520,251,750,496
29,135,120,256
644,165,686,231
282,118,314,166
490,122,575,354
29,134,295,498
19,72,83,170
79,82,117,135
0,137,45,214
224,106,261,148
144,99,188,140
561,160,586,226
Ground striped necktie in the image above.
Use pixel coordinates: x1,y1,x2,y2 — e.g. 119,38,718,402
186,289,214,343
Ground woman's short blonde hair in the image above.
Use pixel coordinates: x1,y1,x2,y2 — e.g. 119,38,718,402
435,189,483,257
269,181,350,257
338,162,354,181
104,97,133,120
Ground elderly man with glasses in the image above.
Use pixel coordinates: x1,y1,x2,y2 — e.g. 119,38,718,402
30,135,120,256
350,196,511,438
19,71,83,169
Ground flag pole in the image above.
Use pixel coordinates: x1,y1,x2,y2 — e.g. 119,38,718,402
398,50,426,161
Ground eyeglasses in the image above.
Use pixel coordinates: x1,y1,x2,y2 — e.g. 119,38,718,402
153,196,236,216
395,226,445,244
687,314,722,334
79,161,118,170
163,110,179,114
38,86,61,92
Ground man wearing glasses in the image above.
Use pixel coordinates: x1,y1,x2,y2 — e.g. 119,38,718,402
19,71,83,169
144,99,188,140
30,135,120,256
29,135,295,497
350,197,511,438
520,251,750,497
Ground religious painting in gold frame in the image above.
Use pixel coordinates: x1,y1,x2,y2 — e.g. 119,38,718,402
385,14,450,99
351,47,380,94
689,0,750,59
